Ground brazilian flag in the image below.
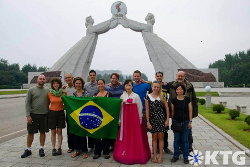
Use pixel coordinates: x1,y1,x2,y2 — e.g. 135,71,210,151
62,96,122,139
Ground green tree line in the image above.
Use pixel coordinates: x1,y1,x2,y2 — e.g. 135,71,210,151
0,58,48,89
209,49,250,87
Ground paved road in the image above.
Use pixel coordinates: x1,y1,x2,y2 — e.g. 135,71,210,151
0,97,26,143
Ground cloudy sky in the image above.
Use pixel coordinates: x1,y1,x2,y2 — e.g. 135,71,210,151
1,0,250,80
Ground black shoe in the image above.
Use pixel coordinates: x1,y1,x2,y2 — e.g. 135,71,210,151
104,155,110,159
184,158,189,164
93,154,101,159
57,148,62,155
21,149,32,158
171,157,179,162
164,148,173,155
39,148,45,157
52,149,57,156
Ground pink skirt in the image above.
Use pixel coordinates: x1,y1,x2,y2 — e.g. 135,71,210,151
113,103,151,164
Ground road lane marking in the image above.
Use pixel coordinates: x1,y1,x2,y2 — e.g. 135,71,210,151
0,129,26,139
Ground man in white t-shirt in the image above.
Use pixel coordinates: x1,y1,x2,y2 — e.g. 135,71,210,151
63,73,76,153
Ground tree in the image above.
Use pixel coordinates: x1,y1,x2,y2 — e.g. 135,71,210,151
209,49,250,87
38,66,49,72
9,63,20,71
21,64,37,76
141,73,148,81
0,58,9,71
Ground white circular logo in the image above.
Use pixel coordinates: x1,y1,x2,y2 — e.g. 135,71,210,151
111,1,127,17
188,150,204,166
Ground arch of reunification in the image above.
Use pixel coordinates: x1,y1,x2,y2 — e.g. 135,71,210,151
49,1,197,81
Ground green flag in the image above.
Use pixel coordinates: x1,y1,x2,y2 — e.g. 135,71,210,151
62,96,122,139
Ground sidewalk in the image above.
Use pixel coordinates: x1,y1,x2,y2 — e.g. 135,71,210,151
0,115,249,167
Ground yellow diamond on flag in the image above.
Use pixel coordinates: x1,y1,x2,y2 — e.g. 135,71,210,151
70,101,114,134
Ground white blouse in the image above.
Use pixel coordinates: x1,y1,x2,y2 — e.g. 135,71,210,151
119,91,143,140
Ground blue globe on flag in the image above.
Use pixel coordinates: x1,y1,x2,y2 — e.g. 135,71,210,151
79,105,103,129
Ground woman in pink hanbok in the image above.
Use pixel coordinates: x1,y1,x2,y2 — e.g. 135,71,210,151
113,79,151,164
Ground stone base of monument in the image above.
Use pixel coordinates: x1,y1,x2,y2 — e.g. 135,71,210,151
23,71,65,89
192,82,224,88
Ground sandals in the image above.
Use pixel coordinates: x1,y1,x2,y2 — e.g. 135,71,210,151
71,152,80,158
152,158,163,163
82,153,88,159
158,159,163,163
67,149,74,153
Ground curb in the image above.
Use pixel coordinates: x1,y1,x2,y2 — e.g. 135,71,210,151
0,94,26,99
198,114,250,157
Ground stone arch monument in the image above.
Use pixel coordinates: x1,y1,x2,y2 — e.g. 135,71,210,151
49,1,197,81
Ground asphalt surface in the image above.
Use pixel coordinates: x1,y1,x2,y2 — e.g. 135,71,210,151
0,97,26,143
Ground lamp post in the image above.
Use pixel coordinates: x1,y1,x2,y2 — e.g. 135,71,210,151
205,86,211,108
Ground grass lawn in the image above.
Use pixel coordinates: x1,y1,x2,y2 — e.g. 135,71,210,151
196,92,219,97
0,90,28,95
199,104,250,149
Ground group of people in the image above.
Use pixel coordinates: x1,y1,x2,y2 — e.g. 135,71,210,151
21,69,198,165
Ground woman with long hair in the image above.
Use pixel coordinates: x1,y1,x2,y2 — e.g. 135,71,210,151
145,81,169,163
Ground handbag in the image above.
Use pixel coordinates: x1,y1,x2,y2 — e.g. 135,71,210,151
171,121,184,132
171,97,185,132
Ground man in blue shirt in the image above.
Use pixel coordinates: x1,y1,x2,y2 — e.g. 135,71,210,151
105,73,124,98
132,70,151,115
104,72,124,151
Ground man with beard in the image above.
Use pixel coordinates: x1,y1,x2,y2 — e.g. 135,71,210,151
132,70,151,117
21,74,50,158
105,73,124,98
105,72,124,151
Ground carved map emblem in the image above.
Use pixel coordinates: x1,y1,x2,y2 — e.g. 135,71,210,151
111,1,127,17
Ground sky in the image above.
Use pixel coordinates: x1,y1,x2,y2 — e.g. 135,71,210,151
1,0,250,80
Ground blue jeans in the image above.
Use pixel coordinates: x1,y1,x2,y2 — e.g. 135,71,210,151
173,120,189,159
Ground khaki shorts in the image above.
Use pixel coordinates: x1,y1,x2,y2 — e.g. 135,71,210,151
27,113,49,134
48,110,66,129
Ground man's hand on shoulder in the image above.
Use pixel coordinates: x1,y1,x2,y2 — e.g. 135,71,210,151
62,85,67,89
141,79,151,84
